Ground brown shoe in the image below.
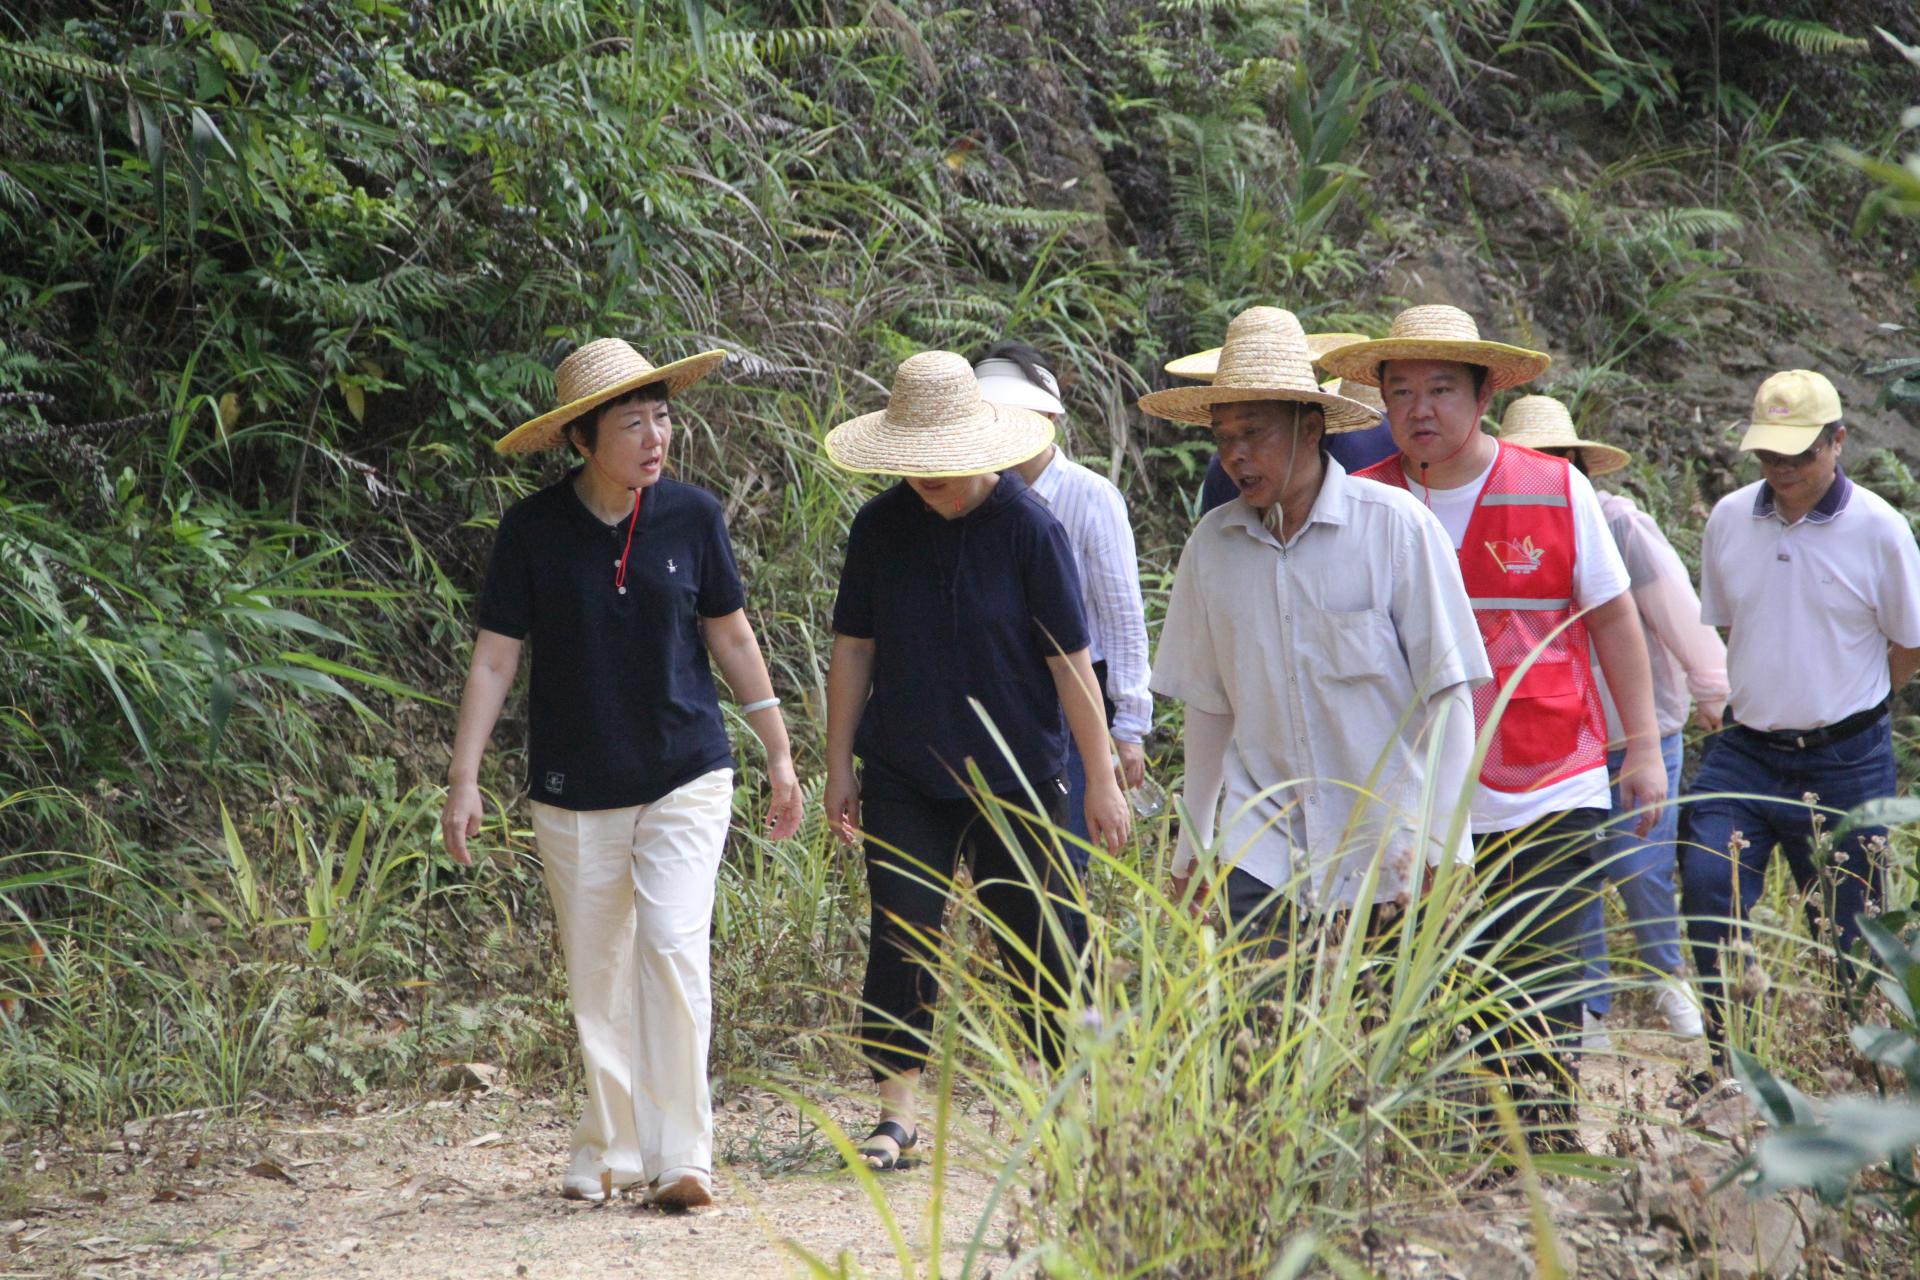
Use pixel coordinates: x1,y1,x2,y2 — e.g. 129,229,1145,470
646,1168,712,1211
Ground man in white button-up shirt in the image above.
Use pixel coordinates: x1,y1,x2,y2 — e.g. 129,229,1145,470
1140,306,1490,926
1680,369,1920,1083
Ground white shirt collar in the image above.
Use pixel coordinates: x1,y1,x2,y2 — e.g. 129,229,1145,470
1027,447,1066,504
1217,453,1353,547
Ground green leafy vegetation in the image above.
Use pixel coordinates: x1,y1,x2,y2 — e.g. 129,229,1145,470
5,0,1920,1273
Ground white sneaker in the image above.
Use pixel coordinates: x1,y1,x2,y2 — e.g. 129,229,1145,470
1581,1008,1613,1055
646,1166,712,1211
1655,977,1705,1038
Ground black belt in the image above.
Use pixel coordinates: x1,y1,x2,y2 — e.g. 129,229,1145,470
1728,696,1891,752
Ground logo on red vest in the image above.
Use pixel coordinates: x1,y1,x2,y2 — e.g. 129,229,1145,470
1484,535,1546,574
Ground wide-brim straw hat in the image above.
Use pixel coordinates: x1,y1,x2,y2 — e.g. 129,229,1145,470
825,350,1055,477
1319,377,1386,417
1317,304,1550,392
1497,395,1631,476
494,338,728,454
1137,308,1379,432
1163,331,1369,382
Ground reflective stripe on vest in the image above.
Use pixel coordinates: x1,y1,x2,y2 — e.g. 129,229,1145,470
1352,442,1609,793
1469,596,1573,611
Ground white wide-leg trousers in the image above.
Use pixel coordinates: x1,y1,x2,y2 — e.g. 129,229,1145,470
531,768,732,1191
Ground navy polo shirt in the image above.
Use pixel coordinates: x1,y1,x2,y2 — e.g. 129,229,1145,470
832,473,1090,799
476,472,745,810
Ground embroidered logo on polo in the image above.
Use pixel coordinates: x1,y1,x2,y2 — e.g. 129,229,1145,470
544,771,565,794
667,559,678,573
1485,536,1547,574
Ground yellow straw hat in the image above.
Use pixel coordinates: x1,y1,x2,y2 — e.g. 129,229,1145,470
1163,330,1369,382
1496,396,1631,476
1138,308,1378,431
1317,304,1550,391
495,339,728,454
824,351,1055,478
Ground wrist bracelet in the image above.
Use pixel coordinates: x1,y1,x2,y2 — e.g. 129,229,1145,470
740,696,781,715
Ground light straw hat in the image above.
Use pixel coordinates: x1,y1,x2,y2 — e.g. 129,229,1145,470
1497,396,1631,476
825,351,1055,477
1137,308,1379,432
973,356,1065,416
1740,369,1843,453
1319,377,1386,417
495,338,728,454
1317,304,1550,391
1163,331,1369,382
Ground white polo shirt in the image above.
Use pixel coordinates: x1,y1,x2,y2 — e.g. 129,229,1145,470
1700,471,1920,731
1151,458,1491,906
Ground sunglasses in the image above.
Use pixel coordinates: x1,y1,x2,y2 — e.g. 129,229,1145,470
1753,437,1832,469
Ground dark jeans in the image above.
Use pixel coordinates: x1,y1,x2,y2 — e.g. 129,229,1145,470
1679,717,1894,1062
1471,808,1608,1098
858,760,1085,1077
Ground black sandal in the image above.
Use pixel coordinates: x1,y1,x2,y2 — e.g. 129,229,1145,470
854,1119,918,1171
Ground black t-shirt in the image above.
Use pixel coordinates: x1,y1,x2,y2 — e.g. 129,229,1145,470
832,473,1090,799
476,472,745,810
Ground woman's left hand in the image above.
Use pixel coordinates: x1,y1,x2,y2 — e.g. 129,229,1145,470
765,756,805,841
1085,779,1131,854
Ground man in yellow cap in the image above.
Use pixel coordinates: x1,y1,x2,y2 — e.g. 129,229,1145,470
1679,369,1920,1087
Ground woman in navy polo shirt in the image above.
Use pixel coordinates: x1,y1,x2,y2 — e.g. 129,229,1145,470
821,350,1131,1170
440,339,803,1210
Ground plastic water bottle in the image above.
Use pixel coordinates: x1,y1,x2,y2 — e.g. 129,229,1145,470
1127,775,1166,820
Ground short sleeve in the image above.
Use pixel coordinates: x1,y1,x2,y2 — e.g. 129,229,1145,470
1023,512,1090,656
831,503,878,639
1392,504,1493,695
1698,504,1732,627
1873,507,1920,649
475,515,533,639
1150,532,1231,715
697,502,747,618
1568,468,1630,610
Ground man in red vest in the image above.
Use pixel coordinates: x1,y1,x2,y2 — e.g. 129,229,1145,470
1324,305,1665,1144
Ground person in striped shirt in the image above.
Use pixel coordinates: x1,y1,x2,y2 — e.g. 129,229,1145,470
975,343,1153,863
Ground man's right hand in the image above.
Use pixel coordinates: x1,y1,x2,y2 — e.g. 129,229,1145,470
441,783,484,867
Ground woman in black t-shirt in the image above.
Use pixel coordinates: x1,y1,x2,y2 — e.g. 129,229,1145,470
822,351,1130,1171
441,339,803,1210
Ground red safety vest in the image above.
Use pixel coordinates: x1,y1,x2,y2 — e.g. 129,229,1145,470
1355,442,1608,793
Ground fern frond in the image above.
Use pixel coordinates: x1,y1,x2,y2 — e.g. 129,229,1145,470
0,40,123,88
1729,16,1869,56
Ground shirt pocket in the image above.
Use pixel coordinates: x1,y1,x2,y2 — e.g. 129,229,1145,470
1492,658,1583,767
1311,607,1402,685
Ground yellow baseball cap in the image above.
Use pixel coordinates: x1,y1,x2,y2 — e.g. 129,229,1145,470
1740,369,1843,454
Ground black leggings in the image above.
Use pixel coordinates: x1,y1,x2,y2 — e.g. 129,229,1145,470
857,761,1085,1077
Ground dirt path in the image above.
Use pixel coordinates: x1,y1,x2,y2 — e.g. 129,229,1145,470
4,1084,1001,1280
4,1023,1780,1280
